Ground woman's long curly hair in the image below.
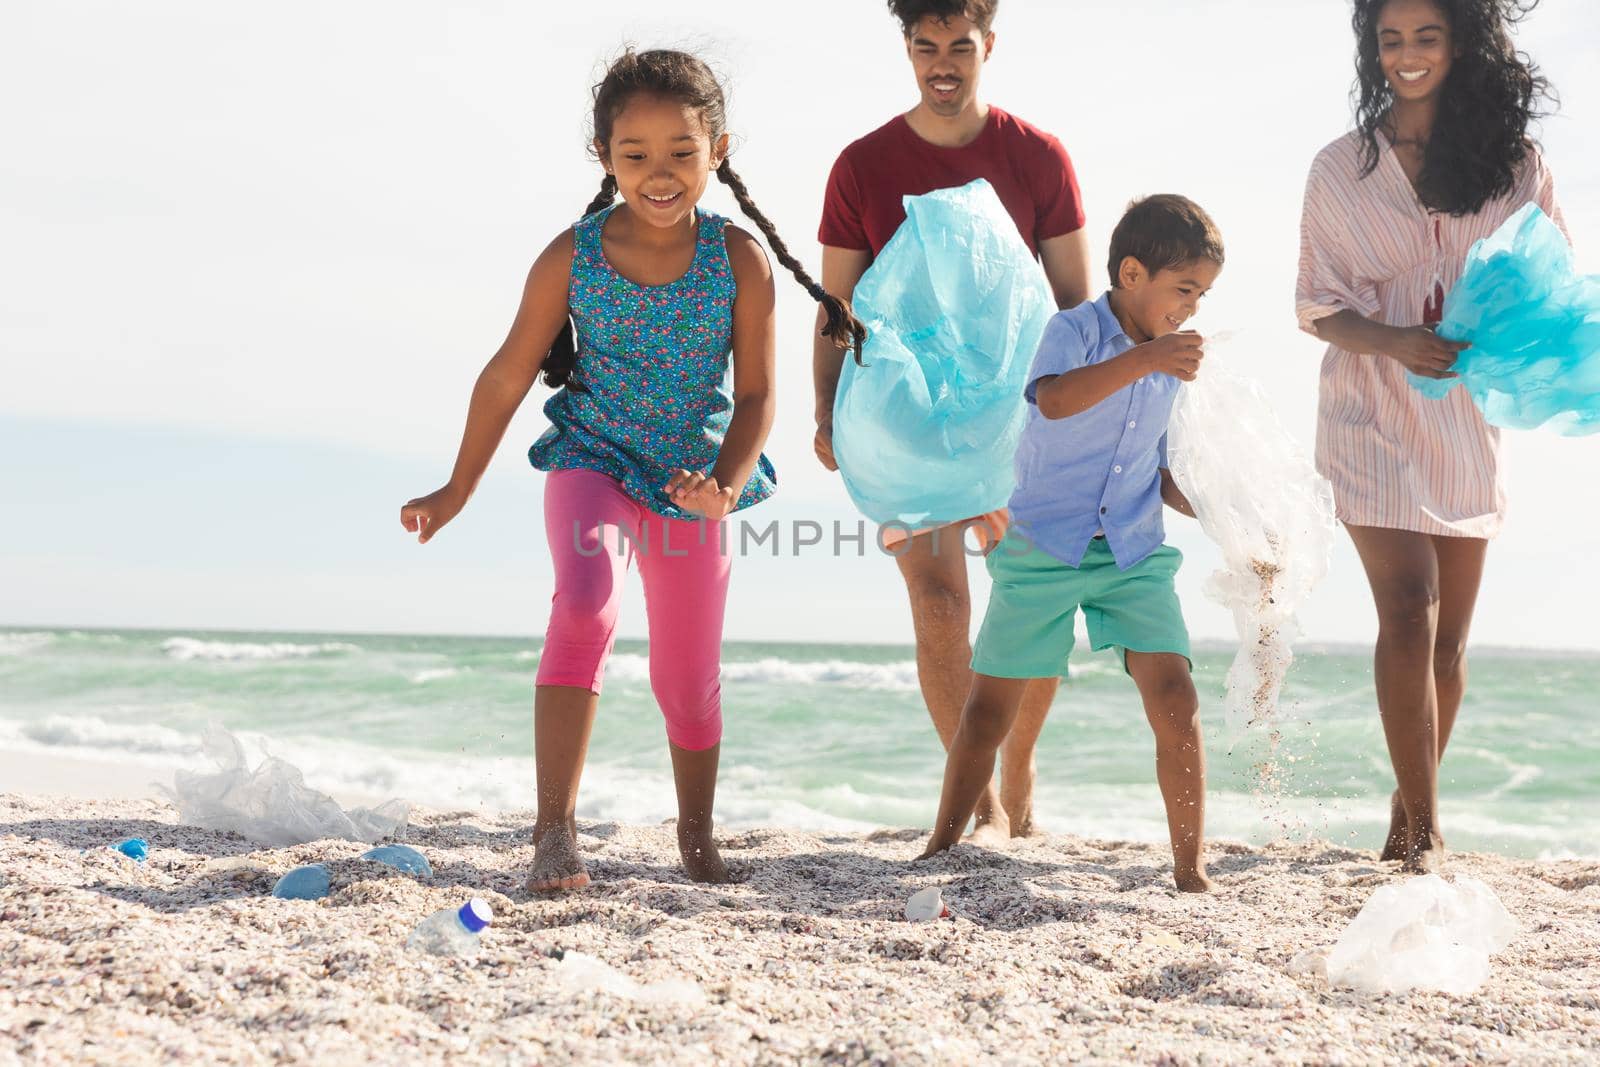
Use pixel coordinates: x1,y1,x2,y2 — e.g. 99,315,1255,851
541,49,867,389
1351,0,1554,216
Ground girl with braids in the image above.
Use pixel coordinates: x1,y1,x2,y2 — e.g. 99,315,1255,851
1296,0,1567,873
401,49,863,890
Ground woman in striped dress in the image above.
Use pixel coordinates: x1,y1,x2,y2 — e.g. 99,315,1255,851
1296,0,1564,872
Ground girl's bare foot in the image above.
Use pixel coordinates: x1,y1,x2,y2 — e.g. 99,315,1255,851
678,828,729,884
1380,790,1408,862
1175,866,1215,893
1401,830,1445,875
526,824,590,892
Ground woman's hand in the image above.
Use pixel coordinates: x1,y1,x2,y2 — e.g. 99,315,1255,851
813,417,839,471
400,483,468,544
666,471,737,521
1381,325,1469,379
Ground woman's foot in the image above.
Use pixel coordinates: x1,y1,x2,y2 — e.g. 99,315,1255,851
1401,829,1446,875
1380,790,1408,861
966,809,1012,847
678,827,730,884
526,823,590,892
1174,866,1215,894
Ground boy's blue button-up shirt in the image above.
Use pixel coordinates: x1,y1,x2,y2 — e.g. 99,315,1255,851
1008,292,1180,570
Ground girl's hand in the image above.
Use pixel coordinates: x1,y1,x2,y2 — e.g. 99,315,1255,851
666,471,737,520
400,484,468,544
1382,325,1468,379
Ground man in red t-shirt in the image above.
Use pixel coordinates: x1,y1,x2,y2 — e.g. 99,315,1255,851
813,0,1091,842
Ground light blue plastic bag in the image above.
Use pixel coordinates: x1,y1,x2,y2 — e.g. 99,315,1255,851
1411,204,1600,435
832,179,1056,530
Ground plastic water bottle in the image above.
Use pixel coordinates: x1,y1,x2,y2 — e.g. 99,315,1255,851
407,898,493,957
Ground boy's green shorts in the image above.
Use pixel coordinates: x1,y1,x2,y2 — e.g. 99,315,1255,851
972,534,1191,678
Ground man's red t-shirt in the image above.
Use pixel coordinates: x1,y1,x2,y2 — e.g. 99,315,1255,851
818,106,1085,258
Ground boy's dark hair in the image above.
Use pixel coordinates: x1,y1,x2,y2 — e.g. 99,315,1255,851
887,0,999,35
1107,195,1225,287
541,49,866,390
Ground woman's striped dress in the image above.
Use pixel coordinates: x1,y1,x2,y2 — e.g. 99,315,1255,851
1296,132,1565,539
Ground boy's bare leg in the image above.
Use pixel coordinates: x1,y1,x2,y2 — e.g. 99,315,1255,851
919,675,1035,857
669,741,729,884
999,677,1060,836
528,684,599,891
1125,651,1211,892
895,525,1008,838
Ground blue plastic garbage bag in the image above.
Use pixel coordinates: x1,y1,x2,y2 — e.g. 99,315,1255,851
832,179,1056,530
1410,204,1600,435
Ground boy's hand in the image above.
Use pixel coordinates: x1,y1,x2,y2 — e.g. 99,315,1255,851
400,483,468,544
1382,325,1467,379
666,471,737,520
1137,331,1206,382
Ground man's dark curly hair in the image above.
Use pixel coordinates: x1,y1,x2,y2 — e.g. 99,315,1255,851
886,0,998,36
1351,0,1554,216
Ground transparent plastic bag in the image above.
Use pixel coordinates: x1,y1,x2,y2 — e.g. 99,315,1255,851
1167,343,1337,735
161,723,409,847
1325,875,1516,995
1411,203,1600,435
832,179,1056,530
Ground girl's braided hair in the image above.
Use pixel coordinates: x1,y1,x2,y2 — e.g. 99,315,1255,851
542,49,867,389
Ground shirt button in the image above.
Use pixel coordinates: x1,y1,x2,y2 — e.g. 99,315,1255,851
1100,506,1108,515
1113,465,1123,474
1128,420,1136,429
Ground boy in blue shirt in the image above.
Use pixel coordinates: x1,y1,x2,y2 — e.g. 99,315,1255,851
919,195,1224,892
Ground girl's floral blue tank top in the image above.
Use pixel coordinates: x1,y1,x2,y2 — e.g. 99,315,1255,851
528,205,777,519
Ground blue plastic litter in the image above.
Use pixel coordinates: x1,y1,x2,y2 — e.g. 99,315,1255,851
360,844,432,877
1410,203,1600,434
271,864,331,901
832,179,1056,530
112,838,149,863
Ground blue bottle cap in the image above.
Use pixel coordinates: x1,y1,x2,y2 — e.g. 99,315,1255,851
457,897,493,933
112,838,149,863
359,844,433,877
271,864,332,901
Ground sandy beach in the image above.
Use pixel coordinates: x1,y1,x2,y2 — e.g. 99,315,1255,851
2,792,1597,1065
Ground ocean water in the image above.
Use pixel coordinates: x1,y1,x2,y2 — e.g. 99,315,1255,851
1,627,1595,859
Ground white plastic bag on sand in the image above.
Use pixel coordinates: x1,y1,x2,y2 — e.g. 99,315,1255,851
556,951,706,1007
1166,340,1337,735
1324,875,1516,995
161,723,409,847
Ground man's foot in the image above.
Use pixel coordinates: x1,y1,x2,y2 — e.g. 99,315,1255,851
1008,814,1044,839
1380,790,1407,862
1401,830,1445,875
678,828,730,883
526,824,590,892
1174,867,1215,894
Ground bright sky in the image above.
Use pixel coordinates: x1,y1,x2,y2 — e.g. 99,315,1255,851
3,0,1597,649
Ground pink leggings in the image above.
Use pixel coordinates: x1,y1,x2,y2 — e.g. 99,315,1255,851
535,468,731,751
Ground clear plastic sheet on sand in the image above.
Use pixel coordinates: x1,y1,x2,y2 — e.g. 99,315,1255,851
556,951,706,1007
161,723,409,847
1319,875,1516,995
1410,203,1600,435
832,178,1056,531
1167,345,1337,736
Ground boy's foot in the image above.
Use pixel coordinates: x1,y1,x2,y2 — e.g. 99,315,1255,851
526,824,590,892
1380,790,1407,861
1401,830,1445,875
678,828,730,884
1174,867,1215,894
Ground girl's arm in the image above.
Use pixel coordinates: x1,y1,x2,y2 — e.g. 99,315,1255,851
1310,312,1466,379
668,226,776,519
400,230,574,543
